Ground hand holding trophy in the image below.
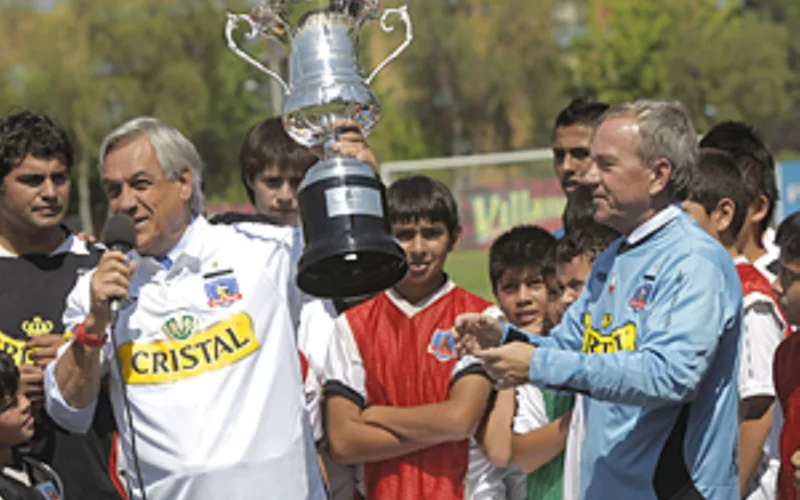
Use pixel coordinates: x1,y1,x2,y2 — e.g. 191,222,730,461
226,1,413,298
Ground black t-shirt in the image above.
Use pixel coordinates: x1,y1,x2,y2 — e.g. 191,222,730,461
0,234,121,500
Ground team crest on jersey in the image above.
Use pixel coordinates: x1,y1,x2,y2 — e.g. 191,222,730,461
204,275,242,308
35,482,60,499
428,329,456,362
161,315,197,341
629,283,653,310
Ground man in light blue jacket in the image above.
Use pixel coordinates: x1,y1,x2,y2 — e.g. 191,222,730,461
455,100,741,500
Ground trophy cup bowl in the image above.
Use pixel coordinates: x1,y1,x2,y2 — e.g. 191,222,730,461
226,1,412,298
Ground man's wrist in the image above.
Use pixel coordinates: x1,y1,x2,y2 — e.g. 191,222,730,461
83,313,108,338
74,317,108,347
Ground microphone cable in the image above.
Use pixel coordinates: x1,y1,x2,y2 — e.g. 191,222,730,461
110,307,148,500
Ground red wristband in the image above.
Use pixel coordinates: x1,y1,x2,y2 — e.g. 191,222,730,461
74,322,107,347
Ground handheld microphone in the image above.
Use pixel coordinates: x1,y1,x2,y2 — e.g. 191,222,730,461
101,213,148,500
101,213,137,327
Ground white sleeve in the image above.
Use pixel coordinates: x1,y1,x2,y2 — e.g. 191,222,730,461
44,272,111,433
302,360,324,443
236,223,307,329
513,385,548,434
738,298,784,400
323,315,367,407
297,299,340,378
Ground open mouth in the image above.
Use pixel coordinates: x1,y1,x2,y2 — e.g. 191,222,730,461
408,263,429,273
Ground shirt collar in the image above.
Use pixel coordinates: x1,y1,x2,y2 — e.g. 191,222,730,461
0,231,89,258
626,204,682,245
136,216,206,271
386,277,455,318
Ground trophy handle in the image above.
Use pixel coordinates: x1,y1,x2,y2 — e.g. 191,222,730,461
225,12,290,95
366,5,413,85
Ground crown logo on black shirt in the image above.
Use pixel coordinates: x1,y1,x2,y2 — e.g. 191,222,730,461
21,316,54,337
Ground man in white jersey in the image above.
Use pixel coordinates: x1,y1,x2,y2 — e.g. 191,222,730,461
43,117,325,500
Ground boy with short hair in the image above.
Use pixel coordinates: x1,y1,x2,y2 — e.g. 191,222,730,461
550,221,619,500
238,117,319,227
324,175,497,499
483,225,574,500
771,212,800,500
552,223,620,325
0,351,63,498
682,148,788,500
700,121,780,282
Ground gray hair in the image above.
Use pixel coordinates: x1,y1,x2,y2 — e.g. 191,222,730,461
98,117,206,215
601,99,698,201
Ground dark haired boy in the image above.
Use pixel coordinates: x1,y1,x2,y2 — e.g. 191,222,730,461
324,175,497,499
0,351,64,499
770,212,800,500
683,148,788,499
552,223,620,325
238,116,377,227
484,226,573,500
700,121,780,282
550,221,619,500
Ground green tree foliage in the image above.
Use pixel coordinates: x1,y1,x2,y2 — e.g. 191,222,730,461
370,0,569,158
573,0,791,133
0,0,268,230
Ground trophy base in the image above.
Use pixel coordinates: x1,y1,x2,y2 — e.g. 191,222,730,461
296,157,408,298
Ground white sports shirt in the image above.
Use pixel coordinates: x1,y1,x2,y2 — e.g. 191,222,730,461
44,217,325,500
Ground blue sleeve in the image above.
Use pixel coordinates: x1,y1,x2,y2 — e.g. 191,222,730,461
527,254,737,407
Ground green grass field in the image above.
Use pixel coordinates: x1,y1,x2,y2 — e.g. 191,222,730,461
445,248,494,301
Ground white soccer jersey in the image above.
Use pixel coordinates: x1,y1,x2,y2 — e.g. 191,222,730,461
735,257,785,500
44,217,325,500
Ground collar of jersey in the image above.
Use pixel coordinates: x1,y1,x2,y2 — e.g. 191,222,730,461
626,204,681,246
0,231,91,259
385,277,455,318
135,216,205,273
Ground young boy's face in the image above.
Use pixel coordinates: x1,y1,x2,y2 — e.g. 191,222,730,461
393,218,456,293
0,390,34,448
555,253,594,321
250,165,304,227
774,255,800,326
494,267,550,335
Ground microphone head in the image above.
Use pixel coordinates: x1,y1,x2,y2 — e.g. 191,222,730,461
102,213,137,252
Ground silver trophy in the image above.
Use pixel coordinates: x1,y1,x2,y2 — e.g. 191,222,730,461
226,0,412,298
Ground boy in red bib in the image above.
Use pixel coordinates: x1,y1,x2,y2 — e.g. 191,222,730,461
324,176,496,499
771,212,800,500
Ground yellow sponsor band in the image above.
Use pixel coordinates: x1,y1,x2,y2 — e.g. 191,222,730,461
581,313,637,354
119,312,259,384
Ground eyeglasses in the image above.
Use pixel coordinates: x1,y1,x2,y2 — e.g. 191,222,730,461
553,147,591,163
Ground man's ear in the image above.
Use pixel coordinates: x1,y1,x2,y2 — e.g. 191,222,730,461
177,166,193,203
649,158,672,197
713,198,736,234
